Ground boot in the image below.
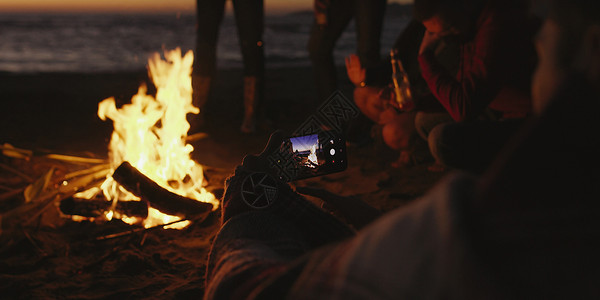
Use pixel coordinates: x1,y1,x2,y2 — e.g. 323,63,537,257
240,76,262,133
189,75,211,134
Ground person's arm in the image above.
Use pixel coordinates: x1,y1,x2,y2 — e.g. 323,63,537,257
419,15,506,122
345,54,392,88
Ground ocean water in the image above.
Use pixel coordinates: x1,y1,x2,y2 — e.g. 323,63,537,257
0,8,410,73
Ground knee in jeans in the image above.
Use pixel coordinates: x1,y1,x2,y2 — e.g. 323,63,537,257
428,123,452,165
415,112,429,140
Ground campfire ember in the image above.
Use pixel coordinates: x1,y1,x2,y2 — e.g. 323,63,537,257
76,48,218,229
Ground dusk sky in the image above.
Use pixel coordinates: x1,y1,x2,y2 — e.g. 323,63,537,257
0,0,412,14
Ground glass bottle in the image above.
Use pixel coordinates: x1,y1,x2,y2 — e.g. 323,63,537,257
390,49,414,111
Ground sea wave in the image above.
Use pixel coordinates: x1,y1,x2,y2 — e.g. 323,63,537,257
0,6,410,73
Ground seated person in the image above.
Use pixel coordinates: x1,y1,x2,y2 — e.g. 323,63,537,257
346,20,459,167
414,0,539,173
205,0,600,296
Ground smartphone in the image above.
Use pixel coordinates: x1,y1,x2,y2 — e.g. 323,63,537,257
272,131,347,182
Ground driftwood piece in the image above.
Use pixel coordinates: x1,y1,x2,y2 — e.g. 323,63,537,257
60,197,148,219
112,162,212,218
0,144,107,164
64,163,111,180
1,168,110,238
94,214,204,241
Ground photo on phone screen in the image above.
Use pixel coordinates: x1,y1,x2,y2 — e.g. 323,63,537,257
276,131,347,181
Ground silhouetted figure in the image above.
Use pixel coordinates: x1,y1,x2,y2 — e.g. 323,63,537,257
414,0,539,173
192,0,264,133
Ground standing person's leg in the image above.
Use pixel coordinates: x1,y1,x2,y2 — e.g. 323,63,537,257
232,0,265,133
191,0,226,132
307,0,354,103
346,0,386,144
195,0,226,77
354,0,387,69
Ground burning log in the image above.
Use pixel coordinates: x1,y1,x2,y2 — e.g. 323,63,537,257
59,196,148,219
112,162,212,218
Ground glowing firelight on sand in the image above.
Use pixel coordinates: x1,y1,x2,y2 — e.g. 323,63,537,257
80,48,217,229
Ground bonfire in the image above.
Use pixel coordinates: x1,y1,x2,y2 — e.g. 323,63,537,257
77,48,218,229
0,48,218,232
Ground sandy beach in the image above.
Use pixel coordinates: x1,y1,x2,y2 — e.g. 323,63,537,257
0,66,445,297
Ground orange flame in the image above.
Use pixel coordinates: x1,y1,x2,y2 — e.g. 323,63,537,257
80,48,217,229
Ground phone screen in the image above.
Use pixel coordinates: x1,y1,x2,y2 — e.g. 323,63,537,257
276,132,347,181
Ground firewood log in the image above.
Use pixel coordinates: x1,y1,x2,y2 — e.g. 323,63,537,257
59,196,148,218
112,162,212,218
